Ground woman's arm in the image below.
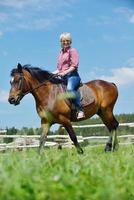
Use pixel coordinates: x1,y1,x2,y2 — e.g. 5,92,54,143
58,66,75,76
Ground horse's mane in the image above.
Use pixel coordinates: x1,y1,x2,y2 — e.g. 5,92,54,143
11,64,63,84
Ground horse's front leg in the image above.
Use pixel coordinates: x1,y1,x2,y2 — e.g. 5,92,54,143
39,119,50,153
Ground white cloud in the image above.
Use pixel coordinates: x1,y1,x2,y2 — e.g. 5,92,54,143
16,14,72,30
0,89,8,103
99,67,134,86
0,0,74,32
82,65,134,87
114,7,134,24
0,0,40,9
0,0,74,9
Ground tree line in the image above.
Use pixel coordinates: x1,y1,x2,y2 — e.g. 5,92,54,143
3,113,134,137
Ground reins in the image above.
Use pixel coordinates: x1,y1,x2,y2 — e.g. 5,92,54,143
21,73,60,96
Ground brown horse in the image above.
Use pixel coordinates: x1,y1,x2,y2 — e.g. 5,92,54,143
8,63,119,153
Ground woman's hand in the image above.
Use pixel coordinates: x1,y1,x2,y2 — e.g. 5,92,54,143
58,71,66,77
57,67,76,77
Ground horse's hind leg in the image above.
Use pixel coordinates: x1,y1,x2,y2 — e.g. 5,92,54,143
64,124,83,154
104,129,119,152
98,108,119,152
111,129,119,151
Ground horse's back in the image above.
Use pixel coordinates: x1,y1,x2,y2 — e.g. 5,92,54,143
85,80,118,107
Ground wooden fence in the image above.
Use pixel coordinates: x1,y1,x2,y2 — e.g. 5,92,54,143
0,122,134,151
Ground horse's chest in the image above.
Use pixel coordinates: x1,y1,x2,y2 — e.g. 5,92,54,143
38,109,47,118
37,108,53,123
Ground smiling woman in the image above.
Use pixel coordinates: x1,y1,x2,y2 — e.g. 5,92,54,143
53,32,85,119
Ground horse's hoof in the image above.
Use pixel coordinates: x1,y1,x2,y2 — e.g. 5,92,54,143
104,143,112,152
57,144,62,150
77,148,84,154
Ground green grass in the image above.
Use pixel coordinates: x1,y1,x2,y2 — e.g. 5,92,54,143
0,145,134,200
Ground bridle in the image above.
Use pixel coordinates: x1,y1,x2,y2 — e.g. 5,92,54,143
13,73,60,98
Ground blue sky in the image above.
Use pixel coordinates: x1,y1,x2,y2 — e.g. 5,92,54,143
0,0,134,129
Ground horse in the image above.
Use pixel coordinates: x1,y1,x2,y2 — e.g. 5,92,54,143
8,63,119,154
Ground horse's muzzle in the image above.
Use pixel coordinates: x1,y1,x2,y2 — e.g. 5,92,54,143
8,96,21,106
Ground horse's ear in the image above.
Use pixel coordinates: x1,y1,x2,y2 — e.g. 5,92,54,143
17,63,22,73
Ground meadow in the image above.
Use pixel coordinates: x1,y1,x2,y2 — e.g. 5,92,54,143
0,145,134,200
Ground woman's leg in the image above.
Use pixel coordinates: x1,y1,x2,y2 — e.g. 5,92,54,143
67,76,82,111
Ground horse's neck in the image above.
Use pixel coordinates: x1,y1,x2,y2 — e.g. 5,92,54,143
31,81,52,106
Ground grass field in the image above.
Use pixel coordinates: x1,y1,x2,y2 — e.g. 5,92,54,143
0,145,134,200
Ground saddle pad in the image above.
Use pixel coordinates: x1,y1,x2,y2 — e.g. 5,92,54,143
79,84,95,107
47,83,95,110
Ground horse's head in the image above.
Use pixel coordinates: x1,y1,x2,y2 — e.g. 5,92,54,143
8,63,64,106
8,63,28,106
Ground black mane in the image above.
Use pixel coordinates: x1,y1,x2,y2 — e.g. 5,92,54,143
11,64,63,84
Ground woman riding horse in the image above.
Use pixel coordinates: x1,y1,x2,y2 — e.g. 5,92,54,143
8,63,119,154
53,32,85,119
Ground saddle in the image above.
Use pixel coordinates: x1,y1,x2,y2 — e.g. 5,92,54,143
79,83,95,107
47,82,95,111
58,83,95,109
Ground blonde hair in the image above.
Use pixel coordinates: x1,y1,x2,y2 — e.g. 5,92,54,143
59,32,72,43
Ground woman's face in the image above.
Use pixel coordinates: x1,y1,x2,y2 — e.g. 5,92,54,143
61,38,71,48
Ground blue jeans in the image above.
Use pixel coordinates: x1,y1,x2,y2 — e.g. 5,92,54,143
64,72,82,111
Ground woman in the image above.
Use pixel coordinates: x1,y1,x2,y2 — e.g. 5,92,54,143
53,32,85,119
